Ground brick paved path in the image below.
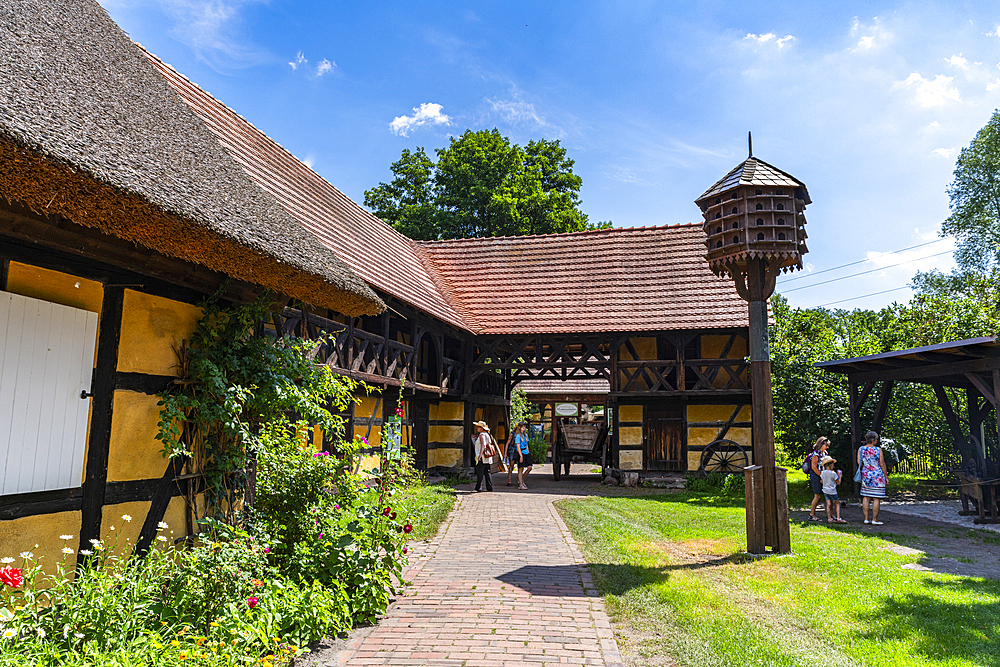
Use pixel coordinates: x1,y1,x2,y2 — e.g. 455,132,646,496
333,467,623,666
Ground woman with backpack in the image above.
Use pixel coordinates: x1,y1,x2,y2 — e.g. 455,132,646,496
806,436,831,521
473,420,495,492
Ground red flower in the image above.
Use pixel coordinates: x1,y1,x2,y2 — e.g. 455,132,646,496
390,512,397,520
0,566,23,588
247,596,259,609
382,507,391,517
403,524,413,534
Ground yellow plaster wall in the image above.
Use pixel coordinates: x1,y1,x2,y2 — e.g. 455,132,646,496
687,405,751,422
701,335,747,359
431,401,464,422
688,427,724,448
430,425,463,444
107,391,168,482
6,262,103,315
619,405,643,422
619,427,643,447
353,395,383,448
428,448,463,468
0,511,82,572
100,501,150,555
624,337,656,360
727,427,752,448
619,450,642,470
117,289,202,376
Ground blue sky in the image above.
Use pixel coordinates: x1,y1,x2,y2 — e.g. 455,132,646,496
99,0,1000,311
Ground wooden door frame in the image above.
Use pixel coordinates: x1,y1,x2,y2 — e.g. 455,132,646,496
643,401,687,473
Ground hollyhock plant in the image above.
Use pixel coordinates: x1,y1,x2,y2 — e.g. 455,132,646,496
247,596,259,609
403,524,413,534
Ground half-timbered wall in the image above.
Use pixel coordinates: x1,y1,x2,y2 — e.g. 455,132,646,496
427,400,464,468
686,404,752,470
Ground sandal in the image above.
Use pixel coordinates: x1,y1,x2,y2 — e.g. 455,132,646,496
871,520,883,525
807,516,821,522
519,485,528,490
835,518,847,523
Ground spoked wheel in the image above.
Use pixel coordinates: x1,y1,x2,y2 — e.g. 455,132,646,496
699,439,749,475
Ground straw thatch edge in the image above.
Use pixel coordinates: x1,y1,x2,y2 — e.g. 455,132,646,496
0,137,383,316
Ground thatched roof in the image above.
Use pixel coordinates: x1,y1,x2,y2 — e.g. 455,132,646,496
0,0,382,316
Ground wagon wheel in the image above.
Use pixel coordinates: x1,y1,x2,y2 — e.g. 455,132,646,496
699,439,749,475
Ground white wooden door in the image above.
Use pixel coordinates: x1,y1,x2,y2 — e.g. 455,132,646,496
0,291,99,495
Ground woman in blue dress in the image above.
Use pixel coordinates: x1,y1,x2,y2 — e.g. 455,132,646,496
858,430,888,525
514,422,532,490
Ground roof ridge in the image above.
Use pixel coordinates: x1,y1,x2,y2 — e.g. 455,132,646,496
415,222,699,245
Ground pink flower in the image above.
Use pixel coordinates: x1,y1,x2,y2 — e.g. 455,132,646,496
334,504,340,510
403,547,408,555
263,547,270,554
247,596,259,609
0,566,23,588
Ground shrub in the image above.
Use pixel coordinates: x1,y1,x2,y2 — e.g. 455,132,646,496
685,471,745,496
529,433,548,464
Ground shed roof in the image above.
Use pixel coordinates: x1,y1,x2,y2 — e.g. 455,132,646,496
418,224,749,335
0,0,381,315
815,336,1000,391
696,157,811,205
518,378,610,395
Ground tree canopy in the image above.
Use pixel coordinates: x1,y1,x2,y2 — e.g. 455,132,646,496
942,109,1000,272
364,129,610,240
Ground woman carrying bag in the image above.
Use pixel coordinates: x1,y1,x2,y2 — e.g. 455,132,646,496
473,420,495,493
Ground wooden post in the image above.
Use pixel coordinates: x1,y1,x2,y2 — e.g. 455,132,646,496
744,465,764,554
78,286,124,564
774,466,790,553
849,378,861,497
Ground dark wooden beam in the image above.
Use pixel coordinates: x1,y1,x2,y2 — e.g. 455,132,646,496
965,373,997,407
78,286,124,565
849,378,861,496
0,257,8,290
933,384,965,444
116,372,175,395
871,381,894,435
134,457,187,557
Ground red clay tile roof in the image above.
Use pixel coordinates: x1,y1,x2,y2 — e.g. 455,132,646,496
417,225,749,334
144,51,468,331
144,49,747,337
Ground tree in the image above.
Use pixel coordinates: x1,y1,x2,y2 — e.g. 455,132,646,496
942,109,1000,272
364,129,609,240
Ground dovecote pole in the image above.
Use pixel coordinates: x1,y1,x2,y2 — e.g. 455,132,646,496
695,138,810,554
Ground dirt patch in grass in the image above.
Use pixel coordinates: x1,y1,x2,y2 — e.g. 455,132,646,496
791,504,1000,579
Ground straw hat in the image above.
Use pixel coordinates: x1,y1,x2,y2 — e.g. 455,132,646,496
473,420,490,431
820,455,836,466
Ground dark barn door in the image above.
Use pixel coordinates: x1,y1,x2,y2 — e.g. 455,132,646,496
645,406,685,472
412,402,429,470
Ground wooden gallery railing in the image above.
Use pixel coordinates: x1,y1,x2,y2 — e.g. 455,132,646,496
270,308,461,395
616,358,749,394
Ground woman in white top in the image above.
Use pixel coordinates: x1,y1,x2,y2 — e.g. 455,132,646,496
473,421,495,492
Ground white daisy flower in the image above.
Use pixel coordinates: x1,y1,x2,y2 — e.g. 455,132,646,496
109,526,115,531
59,535,73,541
0,557,14,564
121,514,132,523
157,521,169,530
20,552,33,559
79,550,93,556
36,628,46,638
2,628,15,639
156,536,167,542
89,539,101,547
74,632,84,639
62,547,74,555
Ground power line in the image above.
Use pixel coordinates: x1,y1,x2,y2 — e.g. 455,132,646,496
814,286,910,308
776,237,950,284
780,249,954,293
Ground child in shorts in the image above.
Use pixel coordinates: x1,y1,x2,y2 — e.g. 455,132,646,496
819,456,846,523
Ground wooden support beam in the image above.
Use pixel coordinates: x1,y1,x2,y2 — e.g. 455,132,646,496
994,369,1000,451
134,457,186,557
965,373,997,407
933,385,965,444
78,286,124,565
851,355,1000,384
849,378,861,496
871,381,894,435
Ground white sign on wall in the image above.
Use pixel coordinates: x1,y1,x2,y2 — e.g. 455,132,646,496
555,403,578,417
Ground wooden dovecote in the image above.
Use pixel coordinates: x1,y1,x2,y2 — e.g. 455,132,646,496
694,155,810,279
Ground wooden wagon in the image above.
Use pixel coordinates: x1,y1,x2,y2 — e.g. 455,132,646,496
552,419,609,480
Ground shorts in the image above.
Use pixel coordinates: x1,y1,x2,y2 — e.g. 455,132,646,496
518,453,533,469
824,492,839,502
810,473,823,495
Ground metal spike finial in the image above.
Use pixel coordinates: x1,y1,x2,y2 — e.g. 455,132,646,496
748,131,753,158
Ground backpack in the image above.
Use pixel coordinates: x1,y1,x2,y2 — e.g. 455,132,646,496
801,452,815,474
480,434,495,460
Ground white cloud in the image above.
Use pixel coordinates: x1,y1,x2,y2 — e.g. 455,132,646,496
925,121,941,130
856,35,875,50
932,147,958,159
302,154,316,169
389,103,451,136
744,32,795,48
289,51,306,70
946,54,969,69
487,97,546,127
987,79,1000,91
316,59,334,76
986,27,1000,38
99,0,270,69
896,73,961,107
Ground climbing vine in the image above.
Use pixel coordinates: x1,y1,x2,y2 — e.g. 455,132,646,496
156,291,360,522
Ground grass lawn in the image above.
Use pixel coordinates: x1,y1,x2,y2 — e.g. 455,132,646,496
394,482,457,541
558,490,1000,667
